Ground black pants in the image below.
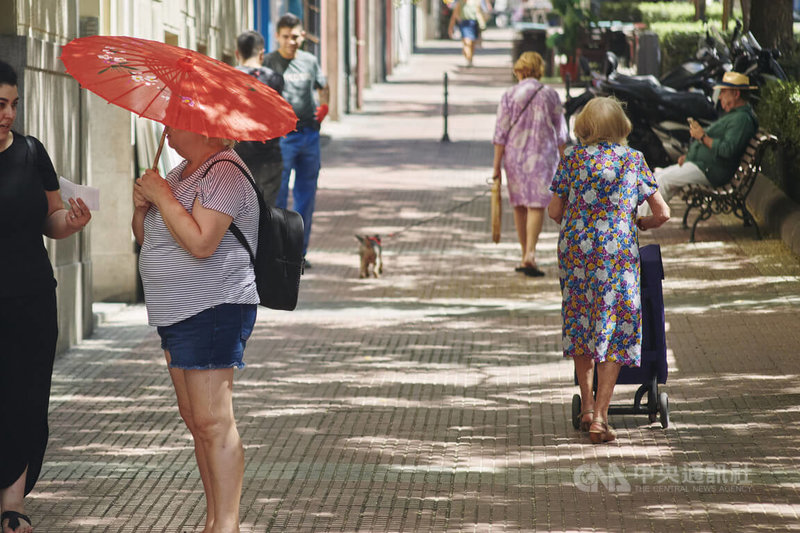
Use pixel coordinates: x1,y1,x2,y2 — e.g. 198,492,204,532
0,289,58,495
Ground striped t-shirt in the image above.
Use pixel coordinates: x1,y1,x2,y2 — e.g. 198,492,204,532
139,149,259,326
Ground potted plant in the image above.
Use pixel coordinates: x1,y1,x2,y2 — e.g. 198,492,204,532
547,0,593,82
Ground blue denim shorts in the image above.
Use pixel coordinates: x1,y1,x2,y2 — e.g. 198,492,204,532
458,19,480,41
157,304,257,370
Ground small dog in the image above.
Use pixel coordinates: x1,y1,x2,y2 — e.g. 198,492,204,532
356,234,383,278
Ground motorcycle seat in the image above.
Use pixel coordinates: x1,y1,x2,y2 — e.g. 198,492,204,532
608,72,662,90
659,91,717,120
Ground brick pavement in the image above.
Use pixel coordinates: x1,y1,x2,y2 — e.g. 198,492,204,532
27,28,800,532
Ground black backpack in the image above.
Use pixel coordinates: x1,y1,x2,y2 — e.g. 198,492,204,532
201,159,304,311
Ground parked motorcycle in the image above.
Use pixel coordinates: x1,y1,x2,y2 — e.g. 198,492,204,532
729,20,787,91
659,24,731,97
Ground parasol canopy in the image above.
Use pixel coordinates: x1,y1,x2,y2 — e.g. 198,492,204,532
60,35,297,144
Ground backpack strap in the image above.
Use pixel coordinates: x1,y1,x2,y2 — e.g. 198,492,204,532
24,135,38,166
197,158,263,264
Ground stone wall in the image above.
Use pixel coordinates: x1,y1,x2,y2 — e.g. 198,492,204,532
2,1,91,353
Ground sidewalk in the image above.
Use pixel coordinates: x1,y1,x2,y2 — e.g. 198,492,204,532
30,28,800,532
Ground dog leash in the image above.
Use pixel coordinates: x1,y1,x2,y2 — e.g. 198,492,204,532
384,178,494,240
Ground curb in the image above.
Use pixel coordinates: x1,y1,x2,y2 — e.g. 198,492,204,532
747,174,800,257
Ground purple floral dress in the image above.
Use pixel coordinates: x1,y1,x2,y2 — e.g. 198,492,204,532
493,78,568,208
550,143,658,367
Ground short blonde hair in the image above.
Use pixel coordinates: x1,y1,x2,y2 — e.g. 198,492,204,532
573,97,632,145
513,52,545,80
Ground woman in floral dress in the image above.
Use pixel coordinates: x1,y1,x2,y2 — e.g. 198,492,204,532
547,97,670,444
493,51,568,276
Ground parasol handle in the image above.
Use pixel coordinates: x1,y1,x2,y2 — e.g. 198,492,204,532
151,128,167,171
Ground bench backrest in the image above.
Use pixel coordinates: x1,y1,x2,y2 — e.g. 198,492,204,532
729,128,778,197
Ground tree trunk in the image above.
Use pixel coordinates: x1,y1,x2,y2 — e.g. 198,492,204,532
722,0,731,31
694,0,706,21
740,0,751,32
749,0,793,53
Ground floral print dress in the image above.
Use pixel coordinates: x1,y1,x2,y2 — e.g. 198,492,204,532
550,142,658,367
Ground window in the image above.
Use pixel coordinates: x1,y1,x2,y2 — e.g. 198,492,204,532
303,0,321,58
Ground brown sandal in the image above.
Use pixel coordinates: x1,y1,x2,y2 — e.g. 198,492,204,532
589,418,617,444
578,409,594,432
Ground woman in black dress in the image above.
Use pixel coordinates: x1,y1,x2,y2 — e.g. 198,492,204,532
0,59,92,533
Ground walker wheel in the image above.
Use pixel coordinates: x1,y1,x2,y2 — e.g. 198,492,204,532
659,392,670,428
571,394,581,430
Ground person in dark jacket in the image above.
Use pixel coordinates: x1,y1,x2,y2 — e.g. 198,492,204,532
234,30,285,206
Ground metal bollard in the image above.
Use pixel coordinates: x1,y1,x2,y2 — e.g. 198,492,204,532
441,72,450,142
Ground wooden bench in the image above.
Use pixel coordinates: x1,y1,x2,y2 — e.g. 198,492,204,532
680,129,778,242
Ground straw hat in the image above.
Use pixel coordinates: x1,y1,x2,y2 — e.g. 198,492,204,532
713,71,758,90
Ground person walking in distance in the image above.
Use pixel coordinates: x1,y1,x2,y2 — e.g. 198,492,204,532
234,30,285,207
492,51,568,277
263,13,330,268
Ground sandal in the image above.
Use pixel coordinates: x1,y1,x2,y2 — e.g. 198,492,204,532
516,265,545,277
589,418,617,444
578,409,594,432
1,511,32,532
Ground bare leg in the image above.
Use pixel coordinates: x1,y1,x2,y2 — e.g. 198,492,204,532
573,356,595,427
165,352,216,532
524,207,544,265
594,360,622,421
513,205,528,264
589,360,623,443
0,468,33,533
184,368,243,533
462,38,475,64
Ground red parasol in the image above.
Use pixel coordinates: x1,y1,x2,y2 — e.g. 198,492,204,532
60,35,297,167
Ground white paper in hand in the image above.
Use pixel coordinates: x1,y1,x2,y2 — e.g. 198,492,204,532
59,176,100,211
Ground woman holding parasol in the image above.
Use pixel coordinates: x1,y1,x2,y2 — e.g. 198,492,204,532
134,126,258,533
61,36,297,532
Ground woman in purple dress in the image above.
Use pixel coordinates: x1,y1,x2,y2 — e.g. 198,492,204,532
492,51,568,276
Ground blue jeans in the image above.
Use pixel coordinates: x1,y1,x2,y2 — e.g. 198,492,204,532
278,128,321,257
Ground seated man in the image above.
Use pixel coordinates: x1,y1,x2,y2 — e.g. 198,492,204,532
640,72,758,215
